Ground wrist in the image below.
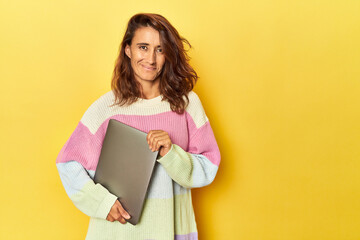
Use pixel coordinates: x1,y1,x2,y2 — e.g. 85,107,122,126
159,144,173,157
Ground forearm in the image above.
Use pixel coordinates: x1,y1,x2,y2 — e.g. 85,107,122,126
57,161,117,219
157,144,219,189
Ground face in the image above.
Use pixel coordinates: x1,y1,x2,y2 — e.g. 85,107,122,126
125,27,165,85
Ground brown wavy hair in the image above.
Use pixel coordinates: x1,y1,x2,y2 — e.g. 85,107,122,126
110,13,198,114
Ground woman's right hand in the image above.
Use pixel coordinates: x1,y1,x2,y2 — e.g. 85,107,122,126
106,200,131,224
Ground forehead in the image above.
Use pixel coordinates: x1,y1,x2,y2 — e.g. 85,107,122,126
132,27,161,46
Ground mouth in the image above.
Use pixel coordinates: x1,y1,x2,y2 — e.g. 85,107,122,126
142,65,156,71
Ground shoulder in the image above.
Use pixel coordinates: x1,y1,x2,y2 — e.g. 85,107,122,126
185,91,209,129
80,91,115,134
81,90,114,120
186,91,202,106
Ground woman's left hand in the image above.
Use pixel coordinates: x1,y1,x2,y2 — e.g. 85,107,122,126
147,130,172,157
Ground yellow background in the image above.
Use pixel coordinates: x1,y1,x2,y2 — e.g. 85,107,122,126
1,0,360,239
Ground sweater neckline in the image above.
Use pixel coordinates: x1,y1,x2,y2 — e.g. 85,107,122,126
134,94,164,107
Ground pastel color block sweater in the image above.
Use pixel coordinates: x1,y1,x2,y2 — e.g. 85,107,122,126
56,90,221,240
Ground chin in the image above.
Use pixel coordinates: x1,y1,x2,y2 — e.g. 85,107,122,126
141,78,157,82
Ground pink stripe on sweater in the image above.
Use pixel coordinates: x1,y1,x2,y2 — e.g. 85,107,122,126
56,121,102,170
56,111,220,170
188,121,221,166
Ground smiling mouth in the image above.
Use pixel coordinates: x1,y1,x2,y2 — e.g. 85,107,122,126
142,65,156,71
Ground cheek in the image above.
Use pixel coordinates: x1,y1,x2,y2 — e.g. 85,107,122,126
157,57,166,68
131,54,142,68
132,51,144,62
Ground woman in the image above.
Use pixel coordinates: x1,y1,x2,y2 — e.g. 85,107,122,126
56,13,221,240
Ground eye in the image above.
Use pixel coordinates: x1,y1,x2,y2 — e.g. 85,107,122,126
157,48,163,53
139,46,147,50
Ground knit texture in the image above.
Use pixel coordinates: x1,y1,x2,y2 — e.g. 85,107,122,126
56,90,221,240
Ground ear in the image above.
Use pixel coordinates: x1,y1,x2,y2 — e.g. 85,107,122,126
125,44,131,59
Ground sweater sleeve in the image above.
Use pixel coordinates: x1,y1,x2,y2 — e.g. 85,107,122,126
156,93,221,189
56,116,118,219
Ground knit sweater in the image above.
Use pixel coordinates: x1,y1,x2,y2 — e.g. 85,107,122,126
56,90,221,240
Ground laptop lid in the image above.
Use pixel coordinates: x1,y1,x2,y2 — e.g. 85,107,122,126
94,118,159,225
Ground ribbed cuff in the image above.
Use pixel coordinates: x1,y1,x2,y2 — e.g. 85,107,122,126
95,192,118,219
156,144,175,165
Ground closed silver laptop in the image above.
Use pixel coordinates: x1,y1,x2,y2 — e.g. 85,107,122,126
94,118,159,225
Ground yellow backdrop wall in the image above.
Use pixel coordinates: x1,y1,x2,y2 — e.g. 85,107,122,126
1,0,359,239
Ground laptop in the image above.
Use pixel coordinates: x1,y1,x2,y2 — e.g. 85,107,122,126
94,118,159,225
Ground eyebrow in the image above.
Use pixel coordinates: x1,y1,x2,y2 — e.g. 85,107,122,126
136,43,162,47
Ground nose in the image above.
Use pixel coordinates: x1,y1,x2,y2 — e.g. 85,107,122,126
146,49,156,64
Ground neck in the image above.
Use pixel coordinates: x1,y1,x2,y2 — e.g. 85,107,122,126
138,78,161,99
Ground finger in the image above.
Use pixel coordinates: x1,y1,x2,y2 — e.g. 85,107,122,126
147,131,158,151
107,215,115,222
150,132,168,151
146,131,152,142
147,131,155,149
107,203,119,222
154,136,171,151
152,131,171,148
114,214,125,223
147,130,161,142
151,135,158,151
119,217,127,224
111,211,120,220
116,201,131,220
